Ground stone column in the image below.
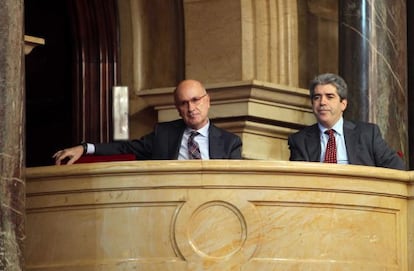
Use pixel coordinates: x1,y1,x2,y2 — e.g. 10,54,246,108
0,1,25,271
339,0,408,163
184,0,299,86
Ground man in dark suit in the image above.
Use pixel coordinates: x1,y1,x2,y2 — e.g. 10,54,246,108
54,79,242,165
288,73,405,170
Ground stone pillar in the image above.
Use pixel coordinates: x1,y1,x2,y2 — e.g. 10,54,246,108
339,0,408,163
184,0,299,85
0,1,25,271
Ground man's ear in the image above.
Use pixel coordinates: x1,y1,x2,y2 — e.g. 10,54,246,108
205,94,211,109
341,98,348,111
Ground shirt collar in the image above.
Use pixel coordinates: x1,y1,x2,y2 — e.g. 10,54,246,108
318,117,344,135
186,120,210,137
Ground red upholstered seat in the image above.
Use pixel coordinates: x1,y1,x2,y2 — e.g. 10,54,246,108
74,154,136,164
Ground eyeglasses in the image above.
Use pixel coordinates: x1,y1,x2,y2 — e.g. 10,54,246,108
176,93,208,107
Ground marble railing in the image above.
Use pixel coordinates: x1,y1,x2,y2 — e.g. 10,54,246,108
25,161,413,271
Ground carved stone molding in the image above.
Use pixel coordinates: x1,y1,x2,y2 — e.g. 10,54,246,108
24,35,45,55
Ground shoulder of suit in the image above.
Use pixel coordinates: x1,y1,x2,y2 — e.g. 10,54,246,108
153,119,186,134
344,120,378,130
157,119,185,128
209,123,240,138
290,123,318,136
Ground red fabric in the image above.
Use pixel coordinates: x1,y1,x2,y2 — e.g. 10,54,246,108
324,129,337,163
74,154,136,164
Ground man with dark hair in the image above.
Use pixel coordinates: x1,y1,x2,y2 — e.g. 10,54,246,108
288,73,405,170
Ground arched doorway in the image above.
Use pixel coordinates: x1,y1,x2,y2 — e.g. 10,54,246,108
25,0,119,166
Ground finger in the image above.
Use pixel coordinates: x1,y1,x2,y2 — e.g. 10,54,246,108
66,155,79,165
55,154,63,165
54,150,67,165
55,155,66,165
66,157,75,165
52,151,61,158
53,149,65,158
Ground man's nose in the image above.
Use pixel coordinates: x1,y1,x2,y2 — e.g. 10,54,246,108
189,100,198,110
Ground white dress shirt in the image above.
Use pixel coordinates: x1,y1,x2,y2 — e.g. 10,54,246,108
318,117,348,164
178,122,210,160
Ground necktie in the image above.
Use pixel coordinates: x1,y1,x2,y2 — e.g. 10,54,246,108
324,129,337,163
188,131,201,159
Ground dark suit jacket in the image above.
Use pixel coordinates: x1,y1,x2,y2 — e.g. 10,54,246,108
94,119,242,159
288,120,405,170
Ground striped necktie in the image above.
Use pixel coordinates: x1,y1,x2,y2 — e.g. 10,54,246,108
188,131,201,159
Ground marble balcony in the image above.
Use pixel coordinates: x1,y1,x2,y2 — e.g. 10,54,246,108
25,160,413,271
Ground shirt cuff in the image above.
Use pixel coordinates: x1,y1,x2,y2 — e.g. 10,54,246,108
85,143,95,155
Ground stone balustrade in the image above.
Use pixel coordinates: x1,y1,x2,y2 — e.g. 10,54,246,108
25,161,413,271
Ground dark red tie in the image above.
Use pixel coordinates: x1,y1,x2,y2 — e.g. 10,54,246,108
324,129,337,163
188,131,201,159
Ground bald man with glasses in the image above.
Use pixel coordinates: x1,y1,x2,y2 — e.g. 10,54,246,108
54,79,242,165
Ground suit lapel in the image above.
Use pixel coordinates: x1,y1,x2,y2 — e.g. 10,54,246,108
208,125,225,159
168,120,186,159
305,124,322,162
343,120,358,163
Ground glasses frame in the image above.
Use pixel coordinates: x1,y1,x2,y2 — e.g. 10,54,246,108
176,93,208,108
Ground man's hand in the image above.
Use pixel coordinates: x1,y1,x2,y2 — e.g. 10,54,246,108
53,145,84,165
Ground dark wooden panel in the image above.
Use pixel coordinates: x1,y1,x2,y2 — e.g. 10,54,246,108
25,0,119,166
68,0,119,143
